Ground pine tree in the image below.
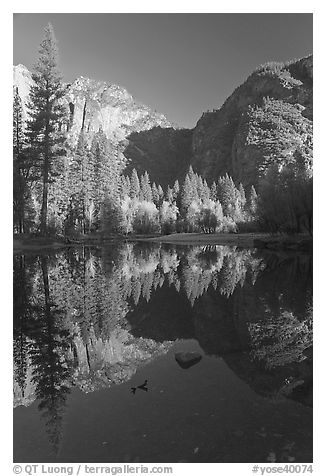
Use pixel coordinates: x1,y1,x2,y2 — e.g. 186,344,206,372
130,169,140,199
188,165,196,182
151,182,160,205
140,171,153,202
202,179,211,202
210,181,218,201
13,88,25,157
157,184,164,205
89,131,124,232
196,175,204,200
172,180,180,200
66,131,91,233
238,183,246,210
217,174,240,219
120,175,131,199
181,168,199,212
172,179,181,209
181,175,192,211
13,88,29,233
26,23,66,235
248,185,258,216
166,185,174,203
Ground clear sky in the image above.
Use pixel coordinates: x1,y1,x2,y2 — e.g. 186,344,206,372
13,13,312,128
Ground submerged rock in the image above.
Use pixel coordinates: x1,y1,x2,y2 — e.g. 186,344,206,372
175,351,202,369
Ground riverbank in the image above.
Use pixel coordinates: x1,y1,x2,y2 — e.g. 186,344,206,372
13,231,312,253
132,232,265,246
131,232,312,251
14,236,65,253
13,233,120,254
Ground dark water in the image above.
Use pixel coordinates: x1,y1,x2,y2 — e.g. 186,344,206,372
13,242,312,463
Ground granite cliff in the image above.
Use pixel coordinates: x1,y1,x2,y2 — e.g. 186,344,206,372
190,55,313,186
13,64,172,148
13,55,312,188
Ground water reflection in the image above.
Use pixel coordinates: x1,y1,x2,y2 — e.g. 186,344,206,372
13,243,312,454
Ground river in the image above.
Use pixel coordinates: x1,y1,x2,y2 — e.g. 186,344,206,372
13,242,313,463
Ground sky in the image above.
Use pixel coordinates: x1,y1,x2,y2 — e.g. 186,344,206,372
13,13,312,128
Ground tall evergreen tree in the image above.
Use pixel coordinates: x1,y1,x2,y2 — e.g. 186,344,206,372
210,181,218,201
140,171,153,202
166,185,174,203
26,23,66,235
130,169,140,199
217,174,240,219
88,131,124,231
172,179,181,209
238,183,247,210
120,175,131,199
64,132,92,233
13,88,25,157
13,88,30,233
172,180,180,200
201,178,211,202
157,184,164,205
181,168,199,212
248,185,258,216
151,182,160,205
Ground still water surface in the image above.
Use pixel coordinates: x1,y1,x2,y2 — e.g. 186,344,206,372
13,243,312,463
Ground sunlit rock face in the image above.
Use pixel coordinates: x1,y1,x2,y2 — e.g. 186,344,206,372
13,55,313,188
13,64,183,184
13,65,173,148
64,77,172,147
191,55,313,186
13,64,34,123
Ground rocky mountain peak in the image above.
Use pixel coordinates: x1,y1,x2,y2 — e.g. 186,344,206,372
13,65,173,147
13,55,313,188
190,55,313,186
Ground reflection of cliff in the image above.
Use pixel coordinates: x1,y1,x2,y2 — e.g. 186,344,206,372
13,248,176,412
14,244,313,422
122,245,312,404
69,327,172,393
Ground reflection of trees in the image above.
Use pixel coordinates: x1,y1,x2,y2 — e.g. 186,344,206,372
14,242,313,435
13,255,37,398
254,253,312,322
248,309,312,369
27,256,73,454
14,246,312,359
181,246,264,304
14,243,265,395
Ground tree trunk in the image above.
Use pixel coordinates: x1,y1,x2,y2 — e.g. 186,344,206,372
40,166,49,236
41,95,50,236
